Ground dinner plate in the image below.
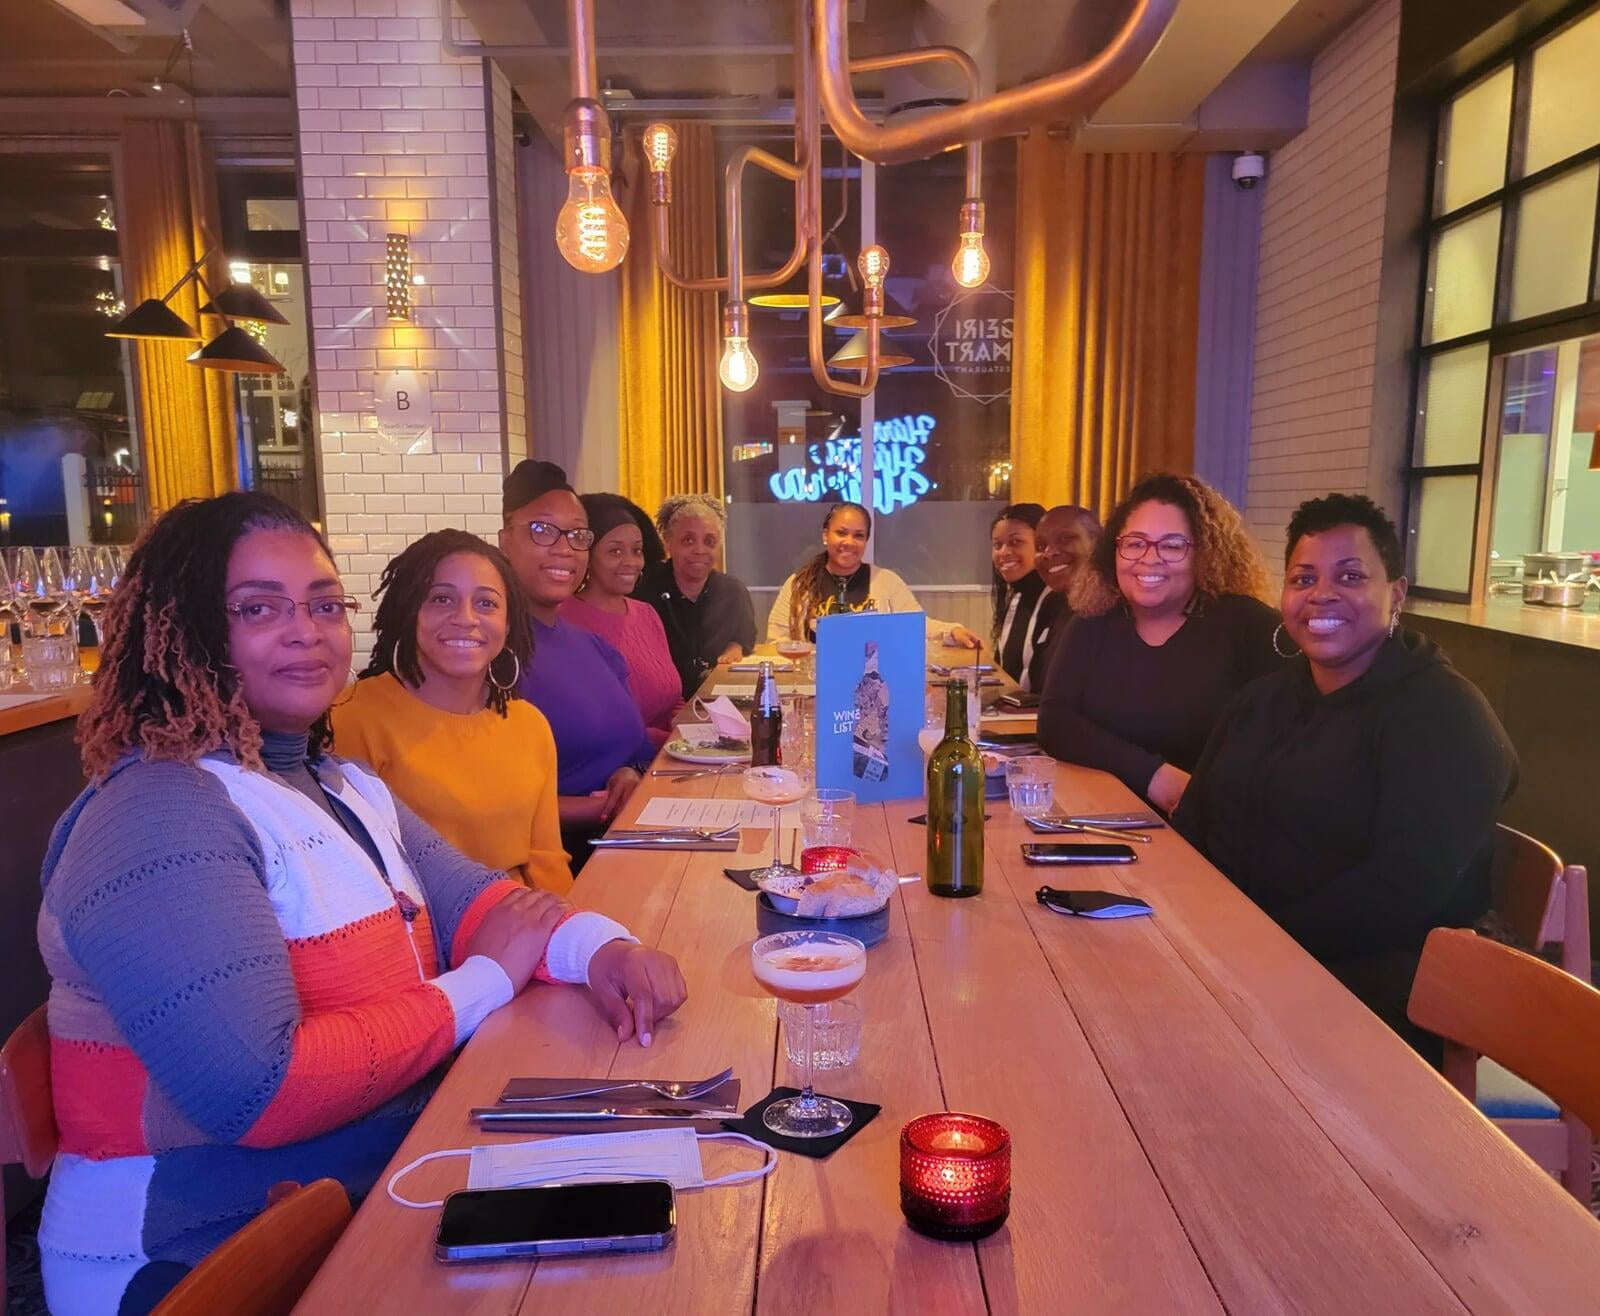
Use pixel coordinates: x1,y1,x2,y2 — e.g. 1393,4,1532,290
663,736,751,765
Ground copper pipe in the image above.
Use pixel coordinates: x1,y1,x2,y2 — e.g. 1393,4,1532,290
847,46,983,198
567,0,598,103
653,0,811,294
726,146,806,307
815,0,1177,164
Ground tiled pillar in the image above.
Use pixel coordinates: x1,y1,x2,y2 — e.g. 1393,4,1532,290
289,0,519,656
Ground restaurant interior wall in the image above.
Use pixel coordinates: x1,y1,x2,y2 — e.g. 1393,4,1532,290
1245,0,1402,570
290,0,521,659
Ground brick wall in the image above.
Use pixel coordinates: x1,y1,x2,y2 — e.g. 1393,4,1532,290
1245,0,1400,564
290,0,513,657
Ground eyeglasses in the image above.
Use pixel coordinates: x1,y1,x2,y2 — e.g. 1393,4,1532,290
519,520,596,550
225,595,361,629
1115,534,1193,564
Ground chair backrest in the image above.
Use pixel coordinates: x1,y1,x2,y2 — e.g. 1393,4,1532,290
151,1178,352,1316
0,1005,57,1179
1490,825,1591,981
1409,928,1600,1135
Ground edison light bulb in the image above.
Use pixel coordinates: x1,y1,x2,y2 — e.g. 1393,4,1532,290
859,244,889,286
555,166,629,273
643,123,678,175
953,230,990,288
719,335,759,392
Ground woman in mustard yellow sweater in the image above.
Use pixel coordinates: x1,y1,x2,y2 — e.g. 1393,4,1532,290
333,530,572,894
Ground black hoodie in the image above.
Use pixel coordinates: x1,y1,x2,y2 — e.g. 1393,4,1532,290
1175,630,1518,966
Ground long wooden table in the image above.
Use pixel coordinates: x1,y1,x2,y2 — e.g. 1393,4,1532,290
297,745,1600,1313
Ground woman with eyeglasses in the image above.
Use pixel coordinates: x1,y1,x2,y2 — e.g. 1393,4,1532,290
332,529,573,895
1036,473,1278,812
38,493,684,1314
562,492,683,747
499,461,654,861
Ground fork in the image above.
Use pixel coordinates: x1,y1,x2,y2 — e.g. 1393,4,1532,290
509,1066,737,1103
613,824,741,842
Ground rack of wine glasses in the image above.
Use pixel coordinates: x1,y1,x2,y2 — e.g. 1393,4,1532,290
0,544,125,691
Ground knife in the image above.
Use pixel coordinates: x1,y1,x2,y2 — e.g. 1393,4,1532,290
472,1106,740,1124
1029,818,1152,844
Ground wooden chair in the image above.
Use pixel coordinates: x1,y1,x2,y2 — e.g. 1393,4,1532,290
1,1006,57,1315
1474,826,1592,1201
151,1178,351,1316
1409,927,1600,1205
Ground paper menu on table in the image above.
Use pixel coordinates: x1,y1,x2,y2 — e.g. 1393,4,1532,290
633,797,801,828
711,683,816,697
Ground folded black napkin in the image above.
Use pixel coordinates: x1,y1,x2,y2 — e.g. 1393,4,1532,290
723,1087,880,1159
724,867,762,891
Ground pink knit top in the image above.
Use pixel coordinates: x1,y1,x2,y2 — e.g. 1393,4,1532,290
561,595,683,746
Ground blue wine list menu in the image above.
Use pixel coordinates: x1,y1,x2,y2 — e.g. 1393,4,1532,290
814,610,925,803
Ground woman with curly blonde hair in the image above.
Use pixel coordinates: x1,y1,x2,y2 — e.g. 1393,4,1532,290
1037,473,1279,812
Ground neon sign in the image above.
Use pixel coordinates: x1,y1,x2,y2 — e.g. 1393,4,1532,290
768,413,935,513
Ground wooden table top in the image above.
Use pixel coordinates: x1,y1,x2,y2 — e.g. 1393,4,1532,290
295,738,1600,1313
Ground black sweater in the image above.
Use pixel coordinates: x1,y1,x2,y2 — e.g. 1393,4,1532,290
1173,631,1518,963
1036,593,1280,798
639,562,758,700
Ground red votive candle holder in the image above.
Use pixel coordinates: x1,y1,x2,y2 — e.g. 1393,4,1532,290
801,845,860,875
900,1112,1011,1240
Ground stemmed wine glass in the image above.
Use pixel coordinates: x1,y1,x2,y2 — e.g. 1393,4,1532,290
13,548,43,637
0,555,17,687
750,930,867,1137
743,765,806,882
81,546,120,649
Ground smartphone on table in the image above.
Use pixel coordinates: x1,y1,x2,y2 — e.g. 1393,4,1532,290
435,1181,676,1261
1020,842,1137,865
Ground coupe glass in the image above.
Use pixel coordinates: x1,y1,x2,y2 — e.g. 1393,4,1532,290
751,930,867,1137
743,765,805,881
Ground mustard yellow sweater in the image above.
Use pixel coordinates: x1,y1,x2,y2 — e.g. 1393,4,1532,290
331,673,573,894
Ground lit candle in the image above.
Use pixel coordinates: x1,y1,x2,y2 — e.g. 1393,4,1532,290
900,1113,1010,1240
801,846,860,875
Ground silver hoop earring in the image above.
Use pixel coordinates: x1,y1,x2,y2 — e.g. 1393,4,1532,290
1272,623,1300,658
488,650,521,692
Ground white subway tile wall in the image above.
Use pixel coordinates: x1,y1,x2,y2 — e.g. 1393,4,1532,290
1246,0,1400,566
290,0,517,659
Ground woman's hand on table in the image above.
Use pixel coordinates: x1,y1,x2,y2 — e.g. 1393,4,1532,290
944,626,982,650
466,887,568,993
560,767,643,827
715,644,744,665
1147,763,1191,815
587,942,688,1047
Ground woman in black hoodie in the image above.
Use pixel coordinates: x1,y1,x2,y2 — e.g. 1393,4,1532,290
1175,494,1517,1058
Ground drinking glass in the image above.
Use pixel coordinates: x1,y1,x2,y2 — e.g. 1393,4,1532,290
779,998,862,1071
801,788,855,850
1004,755,1056,818
37,549,83,679
919,685,946,759
743,765,805,881
751,930,867,1136
0,556,16,687
779,694,812,782
12,547,41,637
950,666,985,732
81,546,119,648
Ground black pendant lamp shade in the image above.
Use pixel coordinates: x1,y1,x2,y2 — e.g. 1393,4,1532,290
187,326,287,374
200,281,290,325
104,297,202,341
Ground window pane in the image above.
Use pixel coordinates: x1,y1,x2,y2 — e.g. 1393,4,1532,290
1561,334,1600,553
1508,162,1599,322
1425,207,1499,343
1415,343,1489,465
1436,65,1512,215
1525,8,1600,176
1411,475,1479,592
230,262,320,524
1489,346,1558,563
246,198,300,232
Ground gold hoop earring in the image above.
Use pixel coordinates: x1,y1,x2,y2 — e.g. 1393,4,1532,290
488,650,521,692
1272,623,1300,658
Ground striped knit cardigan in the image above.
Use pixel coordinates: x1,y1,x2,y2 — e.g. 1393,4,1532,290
36,749,631,1315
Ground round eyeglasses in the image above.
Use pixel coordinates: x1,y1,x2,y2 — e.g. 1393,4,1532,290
520,520,596,550
1115,534,1193,564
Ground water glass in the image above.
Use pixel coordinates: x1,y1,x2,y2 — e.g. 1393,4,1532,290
779,998,862,1071
802,788,855,850
780,694,812,781
21,635,79,691
949,666,985,732
1004,755,1056,818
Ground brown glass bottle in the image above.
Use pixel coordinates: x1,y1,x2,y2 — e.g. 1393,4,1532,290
926,678,985,897
749,661,782,767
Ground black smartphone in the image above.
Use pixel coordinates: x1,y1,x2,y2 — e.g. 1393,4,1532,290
1020,842,1137,865
435,1182,676,1262
998,691,1041,710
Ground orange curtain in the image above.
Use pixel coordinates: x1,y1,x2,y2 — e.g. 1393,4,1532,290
1010,137,1204,518
119,119,237,512
617,122,724,515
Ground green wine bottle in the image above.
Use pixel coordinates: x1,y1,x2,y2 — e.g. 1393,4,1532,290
926,678,985,898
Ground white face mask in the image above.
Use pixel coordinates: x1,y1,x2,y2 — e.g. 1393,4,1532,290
386,1127,777,1209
